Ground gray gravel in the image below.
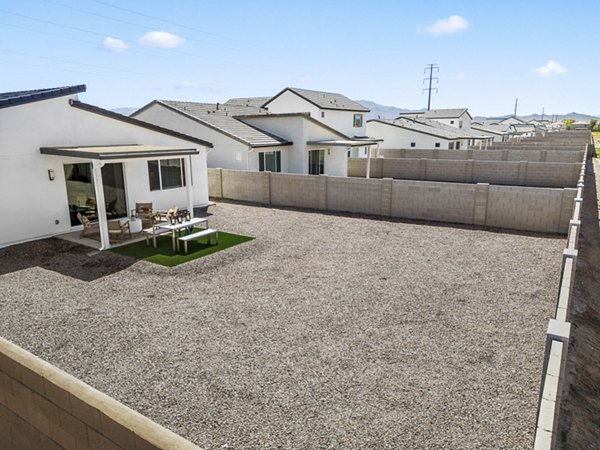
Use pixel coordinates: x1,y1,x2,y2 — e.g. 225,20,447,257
0,202,564,449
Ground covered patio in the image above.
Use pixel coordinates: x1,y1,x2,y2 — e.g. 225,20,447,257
40,144,199,250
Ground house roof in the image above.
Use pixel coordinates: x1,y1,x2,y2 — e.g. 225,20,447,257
263,87,370,112
398,108,471,120
238,112,380,147
368,118,469,140
409,116,489,139
134,100,292,148
224,96,272,108
40,144,198,160
0,85,86,109
70,101,213,148
470,125,508,136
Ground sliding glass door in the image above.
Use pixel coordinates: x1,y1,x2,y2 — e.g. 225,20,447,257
308,149,325,175
64,162,127,226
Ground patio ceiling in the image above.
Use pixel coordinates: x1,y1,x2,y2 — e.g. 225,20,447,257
306,139,380,147
40,144,198,160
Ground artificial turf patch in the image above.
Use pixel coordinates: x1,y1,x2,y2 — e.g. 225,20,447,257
110,229,254,267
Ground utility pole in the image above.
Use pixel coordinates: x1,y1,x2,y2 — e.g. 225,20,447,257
422,64,439,111
541,107,545,121
513,97,518,117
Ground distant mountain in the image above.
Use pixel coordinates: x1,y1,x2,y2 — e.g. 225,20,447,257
111,107,138,116
355,100,417,120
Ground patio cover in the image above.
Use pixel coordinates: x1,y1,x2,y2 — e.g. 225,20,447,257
40,144,198,159
40,144,198,251
306,139,380,147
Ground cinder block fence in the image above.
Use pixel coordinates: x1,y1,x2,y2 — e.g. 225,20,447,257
209,169,577,234
0,337,201,450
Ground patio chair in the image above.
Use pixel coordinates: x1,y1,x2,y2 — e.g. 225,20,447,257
135,202,153,227
76,212,98,238
108,219,131,242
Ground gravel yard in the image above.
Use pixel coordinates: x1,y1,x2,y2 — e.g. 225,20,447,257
0,203,564,449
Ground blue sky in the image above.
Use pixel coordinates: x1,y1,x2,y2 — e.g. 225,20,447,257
1,0,597,116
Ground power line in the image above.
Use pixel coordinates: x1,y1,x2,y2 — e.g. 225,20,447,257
422,63,439,111
88,0,271,51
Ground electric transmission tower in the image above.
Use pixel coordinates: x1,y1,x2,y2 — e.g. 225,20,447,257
423,63,439,111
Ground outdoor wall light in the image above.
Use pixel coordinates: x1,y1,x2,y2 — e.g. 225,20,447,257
48,169,55,181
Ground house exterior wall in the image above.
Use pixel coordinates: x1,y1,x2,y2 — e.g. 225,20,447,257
433,112,472,130
367,121,460,150
264,90,367,137
242,115,349,177
0,96,209,248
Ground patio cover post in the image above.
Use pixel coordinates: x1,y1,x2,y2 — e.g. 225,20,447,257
92,160,110,250
184,155,194,216
365,146,371,179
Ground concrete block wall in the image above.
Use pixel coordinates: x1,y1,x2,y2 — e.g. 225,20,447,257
390,181,477,225
380,148,584,163
0,337,201,450
221,169,270,204
349,158,580,188
209,169,575,234
270,173,326,210
533,146,588,449
485,186,577,233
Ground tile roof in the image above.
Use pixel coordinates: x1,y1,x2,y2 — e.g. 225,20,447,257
224,96,272,108
263,87,369,112
70,101,213,148
409,117,489,139
0,85,86,109
368,118,470,140
142,100,292,148
398,108,470,120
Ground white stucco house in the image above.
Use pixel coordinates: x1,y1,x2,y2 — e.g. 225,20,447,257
0,85,213,250
397,108,472,130
470,124,510,142
366,117,491,151
132,100,292,173
133,87,380,177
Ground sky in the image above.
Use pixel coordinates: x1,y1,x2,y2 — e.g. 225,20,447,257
1,0,598,117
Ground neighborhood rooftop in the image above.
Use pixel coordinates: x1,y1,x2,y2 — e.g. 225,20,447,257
368,117,480,140
0,85,86,109
264,87,370,112
398,108,470,119
140,100,293,148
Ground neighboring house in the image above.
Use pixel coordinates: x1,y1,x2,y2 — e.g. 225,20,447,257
134,87,380,177
570,121,590,130
470,123,510,142
512,123,537,137
397,108,472,130
132,100,292,172
262,87,370,138
405,116,491,148
482,116,525,126
366,117,486,151
238,112,378,177
0,85,212,250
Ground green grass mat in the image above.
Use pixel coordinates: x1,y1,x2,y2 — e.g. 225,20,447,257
111,229,254,267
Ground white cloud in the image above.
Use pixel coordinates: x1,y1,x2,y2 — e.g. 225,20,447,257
533,60,567,77
139,31,185,49
422,15,470,35
103,37,127,51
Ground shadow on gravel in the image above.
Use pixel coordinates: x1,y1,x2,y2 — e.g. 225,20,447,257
558,156,600,448
0,238,135,281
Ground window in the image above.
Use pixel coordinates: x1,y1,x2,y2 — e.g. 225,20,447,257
459,120,463,128
353,114,363,128
321,111,325,118
450,120,455,124
308,149,325,175
456,142,461,150
258,151,281,172
435,142,440,148
410,142,416,147
148,158,186,191
448,142,455,150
